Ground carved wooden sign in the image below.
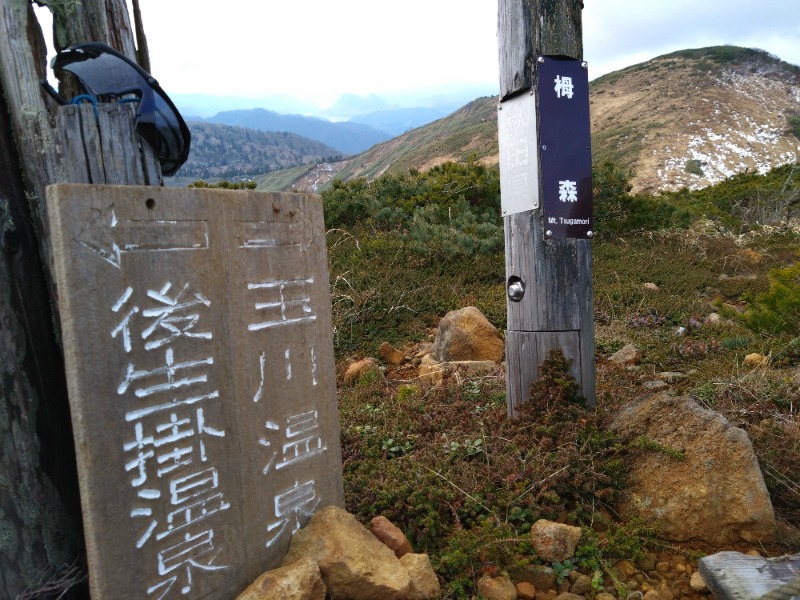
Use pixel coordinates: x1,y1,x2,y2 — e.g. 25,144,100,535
46,184,344,599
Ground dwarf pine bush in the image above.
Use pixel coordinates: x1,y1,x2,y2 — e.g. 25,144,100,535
740,262,800,334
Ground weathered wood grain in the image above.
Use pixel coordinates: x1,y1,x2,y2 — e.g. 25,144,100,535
47,184,345,599
0,1,156,595
699,551,800,600
56,104,162,186
499,0,595,411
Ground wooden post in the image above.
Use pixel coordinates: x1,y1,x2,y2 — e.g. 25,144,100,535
0,1,153,595
497,0,595,413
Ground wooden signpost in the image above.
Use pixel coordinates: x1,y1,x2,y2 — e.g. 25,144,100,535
46,183,344,598
498,0,596,412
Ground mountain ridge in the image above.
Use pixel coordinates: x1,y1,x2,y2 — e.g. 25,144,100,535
282,46,799,195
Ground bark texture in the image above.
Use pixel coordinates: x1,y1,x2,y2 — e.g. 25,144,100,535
0,1,142,596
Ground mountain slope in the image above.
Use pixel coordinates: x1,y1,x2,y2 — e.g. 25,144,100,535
205,108,392,155
168,121,341,184
328,96,498,183
590,46,800,192
285,46,799,194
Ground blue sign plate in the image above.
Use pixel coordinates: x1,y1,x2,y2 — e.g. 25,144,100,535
537,57,592,239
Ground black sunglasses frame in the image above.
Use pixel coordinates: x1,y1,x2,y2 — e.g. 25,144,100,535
51,42,191,177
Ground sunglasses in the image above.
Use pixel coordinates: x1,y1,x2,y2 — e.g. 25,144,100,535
51,42,190,177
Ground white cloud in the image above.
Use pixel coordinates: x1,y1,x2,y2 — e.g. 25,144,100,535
112,1,800,103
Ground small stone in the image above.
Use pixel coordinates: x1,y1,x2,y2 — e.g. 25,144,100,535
743,353,767,367
511,565,556,592
554,594,586,600
643,590,662,600
370,515,413,558
643,379,669,390
626,579,640,591
658,581,674,600
657,372,685,383
656,562,670,573
343,357,382,386
644,282,660,291
609,344,642,366
596,594,616,600
378,342,405,366
613,560,637,579
674,563,686,573
689,571,708,592
745,548,763,557
516,581,537,600
530,519,582,562
636,553,657,572
570,574,593,596
477,573,517,600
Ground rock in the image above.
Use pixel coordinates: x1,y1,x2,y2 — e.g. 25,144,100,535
636,553,657,572
744,352,768,367
690,572,708,592
378,342,405,366
656,372,685,383
517,581,537,600
370,515,413,558
569,574,593,596
644,282,660,291
343,357,382,386
643,590,662,600
595,594,616,600
418,359,497,382
530,519,582,562
642,379,669,390
414,343,434,358
432,306,504,363
612,560,637,580
608,344,641,365
236,558,325,600
554,594,585,600
611,392,776,544
399,553,441,600
511,564,557,591
477,573,518,600
282,505,410,600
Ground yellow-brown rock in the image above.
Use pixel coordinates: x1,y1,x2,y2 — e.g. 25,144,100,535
378,342,405,366
236,558,325,600
432,306,504,363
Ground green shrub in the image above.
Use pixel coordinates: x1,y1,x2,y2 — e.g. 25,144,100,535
685,159,705,176
592,160,691,235
789,115,800,141
739,262,800,334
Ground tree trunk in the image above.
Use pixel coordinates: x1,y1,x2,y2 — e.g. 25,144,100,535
0,1,143,596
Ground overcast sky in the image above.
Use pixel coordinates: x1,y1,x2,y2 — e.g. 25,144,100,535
61,1,800,107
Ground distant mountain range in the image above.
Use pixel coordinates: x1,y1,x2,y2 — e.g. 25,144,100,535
169,47,800,196
171,85,497,153
202,109,391,155
166,121,342,186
